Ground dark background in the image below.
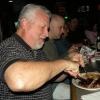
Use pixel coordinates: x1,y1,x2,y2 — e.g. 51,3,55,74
0,0,100,20
0,0,100,40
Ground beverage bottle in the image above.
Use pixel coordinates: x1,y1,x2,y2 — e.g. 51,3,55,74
96,34,100,52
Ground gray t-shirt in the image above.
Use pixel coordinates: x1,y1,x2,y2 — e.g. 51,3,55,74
0,34,52,100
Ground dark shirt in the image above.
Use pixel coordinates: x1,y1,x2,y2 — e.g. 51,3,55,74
54,38,70,58
0,34,52,100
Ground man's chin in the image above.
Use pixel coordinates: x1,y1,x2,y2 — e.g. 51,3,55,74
33,43,44,50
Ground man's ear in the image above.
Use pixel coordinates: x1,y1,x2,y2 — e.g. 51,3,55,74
20,18,28,28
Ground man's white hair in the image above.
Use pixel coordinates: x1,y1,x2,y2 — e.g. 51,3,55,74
18,4,51,25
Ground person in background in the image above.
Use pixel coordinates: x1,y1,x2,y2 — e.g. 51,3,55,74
67,15,86,48
43,14,65,60
85,21,98,45
0,4,84,100
54,20,70,58
43,14,81,100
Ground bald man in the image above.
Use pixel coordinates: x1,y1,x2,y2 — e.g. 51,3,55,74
43,14,65,60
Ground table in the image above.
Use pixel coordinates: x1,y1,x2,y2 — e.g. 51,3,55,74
71,60,100,100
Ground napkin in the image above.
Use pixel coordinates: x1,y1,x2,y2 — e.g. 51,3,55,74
81,91,100,100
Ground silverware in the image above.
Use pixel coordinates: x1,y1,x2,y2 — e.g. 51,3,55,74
81,67,88,78
82,67,87,74
76,76,87,82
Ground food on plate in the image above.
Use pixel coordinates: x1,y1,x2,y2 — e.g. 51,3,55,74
79,72,100,88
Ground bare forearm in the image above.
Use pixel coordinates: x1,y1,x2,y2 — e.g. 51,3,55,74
4,60,67,92
49,60,67,79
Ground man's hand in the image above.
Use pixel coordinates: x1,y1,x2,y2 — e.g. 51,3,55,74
64,50,85,77
64,60,80,77
68,52,85,67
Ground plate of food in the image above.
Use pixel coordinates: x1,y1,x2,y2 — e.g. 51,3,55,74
72,72,100,91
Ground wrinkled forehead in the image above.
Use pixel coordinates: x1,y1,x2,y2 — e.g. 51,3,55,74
36,9,49,19
29,10,49,28
33,10,50,24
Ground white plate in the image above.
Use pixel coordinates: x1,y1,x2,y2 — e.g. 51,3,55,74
72,72,100,91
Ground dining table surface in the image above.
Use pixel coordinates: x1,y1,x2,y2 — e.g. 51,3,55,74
71,60,100,100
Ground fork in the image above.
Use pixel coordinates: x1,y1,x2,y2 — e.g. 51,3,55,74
82,67,88,76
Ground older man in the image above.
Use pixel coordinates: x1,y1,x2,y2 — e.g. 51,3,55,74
0,4,84,100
